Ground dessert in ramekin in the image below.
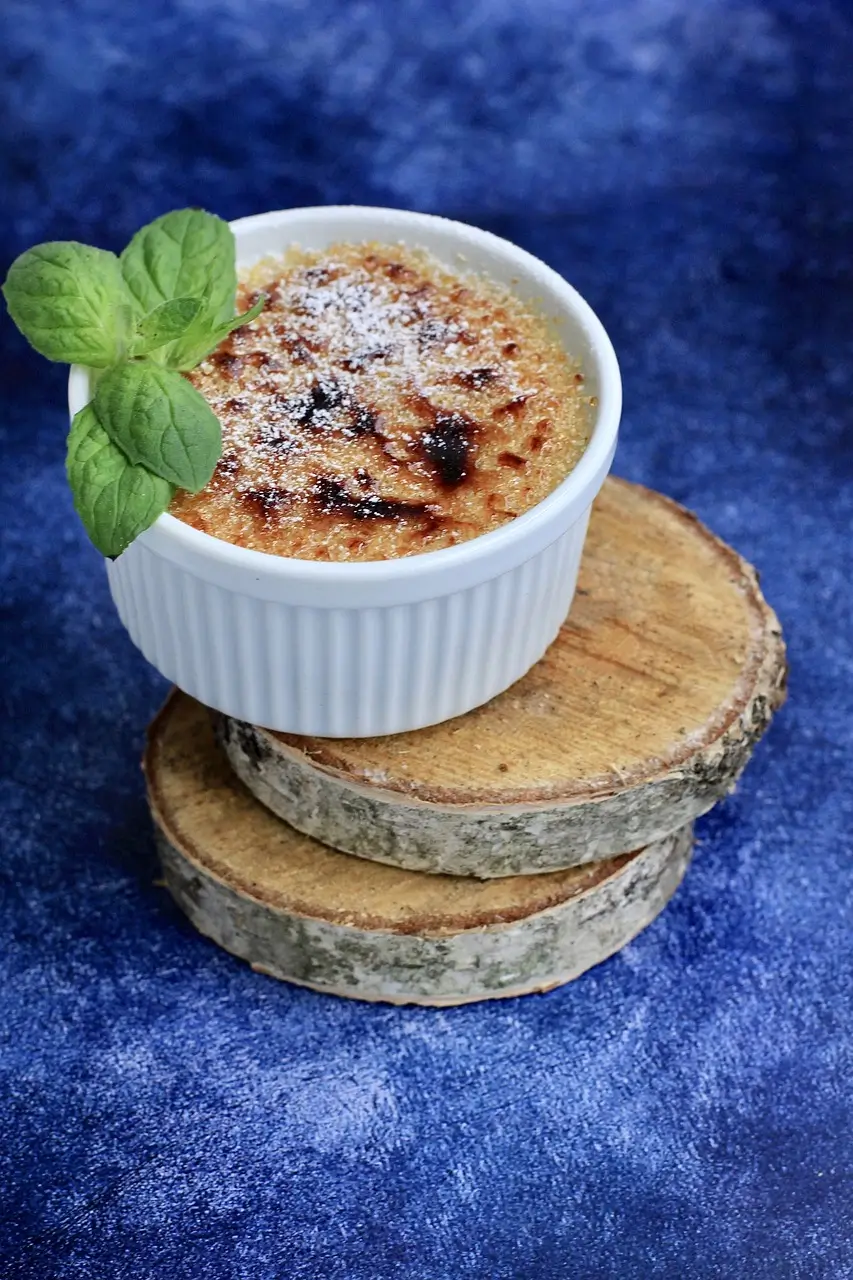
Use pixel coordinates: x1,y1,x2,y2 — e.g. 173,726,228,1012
69,206,621,736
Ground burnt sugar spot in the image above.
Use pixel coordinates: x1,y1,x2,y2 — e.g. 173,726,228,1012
339,347,391,372
287,340,313,364
303,265,332,286
274,379,380,439
416,314,479,350
307,379,345,414
277,379,344,430
384,260,416,281
256,422,300,456
419,409,478,487
528,420,551,453
314,476,435,523
351,404,379,436
214,451,241,479
269,321,323,363
209,351,244,378
498,451,527,470
493,390,537,418
455,366,497,390
403,392,481,487
243,349,283,370
241,487,292,520
223,397,249,415
417,318,457,349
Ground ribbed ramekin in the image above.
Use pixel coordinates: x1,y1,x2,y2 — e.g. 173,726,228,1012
68,206,621,736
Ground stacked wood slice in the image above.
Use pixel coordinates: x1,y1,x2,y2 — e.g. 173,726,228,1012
145,479,787,1005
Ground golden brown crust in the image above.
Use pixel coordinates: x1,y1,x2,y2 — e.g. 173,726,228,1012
170,242,590,561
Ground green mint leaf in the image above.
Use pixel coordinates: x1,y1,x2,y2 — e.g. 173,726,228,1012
132,297,203,357
115,302,137,354
173,293,268,370
67,403,174,558
94,361,221,492
120,209,240,368
3,242,133,366
120,206,235,330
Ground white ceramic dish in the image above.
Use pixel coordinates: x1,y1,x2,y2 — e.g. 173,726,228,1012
68,206,621,737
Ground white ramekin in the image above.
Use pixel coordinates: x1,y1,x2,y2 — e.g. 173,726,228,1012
69,206,621,737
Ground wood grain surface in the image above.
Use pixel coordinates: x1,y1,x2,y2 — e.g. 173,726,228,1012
146,693,693,1005
216,478,786,876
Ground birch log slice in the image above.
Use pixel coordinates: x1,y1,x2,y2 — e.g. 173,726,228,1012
146,693,693,1006
216,478,786,878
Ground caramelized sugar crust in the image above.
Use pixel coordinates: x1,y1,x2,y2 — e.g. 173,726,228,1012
171,242,592,561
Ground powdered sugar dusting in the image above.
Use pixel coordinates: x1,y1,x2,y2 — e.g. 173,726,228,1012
172,242,591,561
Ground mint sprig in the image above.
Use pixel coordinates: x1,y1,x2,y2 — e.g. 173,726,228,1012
171,293,267,370
67,404,176,560
3,243,136,367
2,208,267,558
94,362,222,491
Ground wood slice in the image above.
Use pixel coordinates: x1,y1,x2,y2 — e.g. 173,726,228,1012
147,692,693,1006
215,478,786,878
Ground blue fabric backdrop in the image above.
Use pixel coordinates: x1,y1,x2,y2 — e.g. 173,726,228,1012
2,1,851,1276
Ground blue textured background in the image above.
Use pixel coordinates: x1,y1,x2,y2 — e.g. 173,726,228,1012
2,1,851,1276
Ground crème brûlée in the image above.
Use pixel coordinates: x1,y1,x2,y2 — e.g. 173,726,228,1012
171,242,595,562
